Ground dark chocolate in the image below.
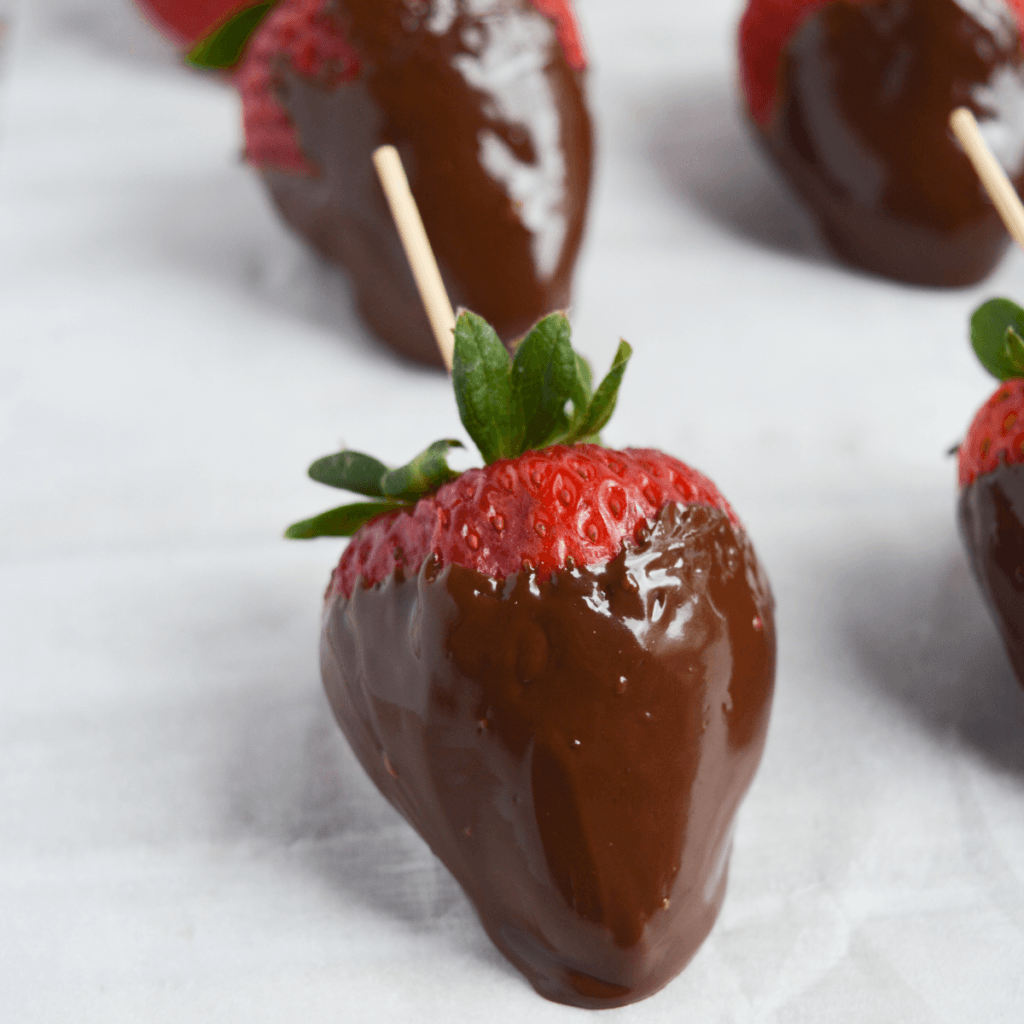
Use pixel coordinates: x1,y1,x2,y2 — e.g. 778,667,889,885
263,0,593,366
959,460,1024,688
755,0,1024,286
320,503,776,1007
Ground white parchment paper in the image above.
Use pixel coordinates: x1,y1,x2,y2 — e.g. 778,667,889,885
3,0,1023,1019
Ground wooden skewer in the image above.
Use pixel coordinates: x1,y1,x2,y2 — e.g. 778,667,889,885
372,145,456,372
949,106,1024,251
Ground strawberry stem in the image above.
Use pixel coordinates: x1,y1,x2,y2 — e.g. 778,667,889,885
286,309,633,540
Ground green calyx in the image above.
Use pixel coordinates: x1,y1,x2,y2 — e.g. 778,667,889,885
286,310,633,539
284,440,463,539
971,298,1024,381
454,310,631,461
187,2,276,70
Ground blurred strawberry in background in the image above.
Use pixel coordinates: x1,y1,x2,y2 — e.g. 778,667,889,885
134,0,251,46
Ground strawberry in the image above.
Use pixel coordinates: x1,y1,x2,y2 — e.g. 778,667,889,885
186,0,592,366
737,0,1024,286
959,298,1024,691
133,0,254,47
288,311,776,1007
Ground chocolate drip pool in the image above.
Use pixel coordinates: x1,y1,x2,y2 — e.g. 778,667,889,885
263,0,593,366
755,0,1024,286
960,460,1024,689
320,503,776,1007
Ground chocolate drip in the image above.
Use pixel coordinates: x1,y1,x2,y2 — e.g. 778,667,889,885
262,0,593,365
960,461,1024,689
320,503,776,1007
755,0,1024,286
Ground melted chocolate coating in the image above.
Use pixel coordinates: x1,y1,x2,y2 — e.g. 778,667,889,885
320,504,776,1007
755,0,1024,286
959,460,1024,689
263,0,593,366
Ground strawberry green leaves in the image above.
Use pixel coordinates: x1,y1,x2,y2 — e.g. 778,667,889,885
285,501,403,540
187,2,274,70
285,441,461,539
308,451,388,496
570,340,632,441
380,440,462,500
452,310,632,462
306,443,461,502
288,309,633,541
513,312,588,452
453,313,520,464
972,299,1024,381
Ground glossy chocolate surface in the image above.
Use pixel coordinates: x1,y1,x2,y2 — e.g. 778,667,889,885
263,0,593,366
959,460,1024,689
756,0,1024,286
320,503,776,1007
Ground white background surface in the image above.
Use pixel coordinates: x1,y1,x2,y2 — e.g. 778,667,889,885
3,0,1024,1019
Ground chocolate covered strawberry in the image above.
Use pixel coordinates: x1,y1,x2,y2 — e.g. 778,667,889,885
959,298,1024,690
288,311,776,1008
738,0,1024,286
177,0,592,366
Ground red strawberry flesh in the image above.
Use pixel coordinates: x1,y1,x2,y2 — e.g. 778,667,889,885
134,0,253,46
329,445,738,599
530,0,587,70
958,381,1024,488
958,373,1024,692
